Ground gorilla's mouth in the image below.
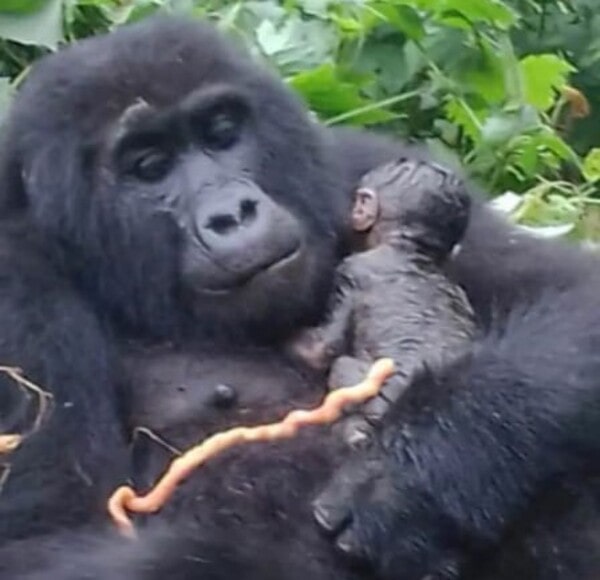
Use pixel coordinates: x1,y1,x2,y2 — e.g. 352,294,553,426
190,243,303,296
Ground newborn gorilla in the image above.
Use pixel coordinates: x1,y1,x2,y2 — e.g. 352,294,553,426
0,14,599,580
289,159,476,446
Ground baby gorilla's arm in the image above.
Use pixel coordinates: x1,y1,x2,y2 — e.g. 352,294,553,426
287,263,356,371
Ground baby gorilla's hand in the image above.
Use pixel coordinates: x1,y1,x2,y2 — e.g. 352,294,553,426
284,329,333,372
312,439,466,580
328,357,411,449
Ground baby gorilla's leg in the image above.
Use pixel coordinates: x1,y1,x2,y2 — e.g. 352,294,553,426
328,356,375,447
312,447,385,538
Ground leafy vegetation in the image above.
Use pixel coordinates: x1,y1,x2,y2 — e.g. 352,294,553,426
1,0,600,240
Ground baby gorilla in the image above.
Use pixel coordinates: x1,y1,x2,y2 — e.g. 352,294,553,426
290,159,476,447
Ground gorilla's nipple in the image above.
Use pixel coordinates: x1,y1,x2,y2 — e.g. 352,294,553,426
211,384,238,409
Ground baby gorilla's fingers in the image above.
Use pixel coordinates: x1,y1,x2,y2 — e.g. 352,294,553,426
335,373,412,449
337,399,387,449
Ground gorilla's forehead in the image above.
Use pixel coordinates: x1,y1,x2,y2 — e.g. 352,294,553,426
16,17,269,134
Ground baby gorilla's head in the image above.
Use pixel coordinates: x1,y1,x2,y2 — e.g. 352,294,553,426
352,159,471,257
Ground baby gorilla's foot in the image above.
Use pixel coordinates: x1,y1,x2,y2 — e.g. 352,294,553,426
313,445,465,580
312,447,389,557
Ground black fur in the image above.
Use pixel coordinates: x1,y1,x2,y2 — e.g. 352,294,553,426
0,15,598,580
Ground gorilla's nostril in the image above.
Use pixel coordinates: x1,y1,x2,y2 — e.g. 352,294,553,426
206,213,238,235
239,199,258,224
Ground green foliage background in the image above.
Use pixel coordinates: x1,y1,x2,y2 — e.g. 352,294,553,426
1,0,600,240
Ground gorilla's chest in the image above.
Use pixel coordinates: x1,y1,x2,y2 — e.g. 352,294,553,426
117,343,351,575
120,343,323,440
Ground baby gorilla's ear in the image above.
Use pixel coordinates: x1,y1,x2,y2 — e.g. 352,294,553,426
351,188,379,232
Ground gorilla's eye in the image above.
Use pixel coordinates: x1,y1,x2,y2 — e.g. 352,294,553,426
125,148,174,183
201,111,241,150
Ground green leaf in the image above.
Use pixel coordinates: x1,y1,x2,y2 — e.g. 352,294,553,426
480,105,540,147
255,16,337,74
516,190,580,227
510,136,540,177
124,3,163,24
0,0,49,14
353,38,418,95
459,39,506,105
0,75,13,124
520,54,575,111
438,0,517,30
582,148,600,182
424,136,463,170
534,129,579,164
444,96,482,142
289,63,396,125
371,3,425,41
296,0,329,18
0,0,62,48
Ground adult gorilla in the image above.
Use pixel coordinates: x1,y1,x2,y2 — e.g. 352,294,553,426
0,15,599,580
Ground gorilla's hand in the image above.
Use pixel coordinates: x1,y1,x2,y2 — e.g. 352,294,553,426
312,440,466,580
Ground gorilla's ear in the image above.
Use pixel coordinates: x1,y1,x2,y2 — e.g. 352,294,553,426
0,123,92,238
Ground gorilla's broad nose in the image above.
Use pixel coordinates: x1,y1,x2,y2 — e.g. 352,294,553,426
191,182,301,282
202,197,259,237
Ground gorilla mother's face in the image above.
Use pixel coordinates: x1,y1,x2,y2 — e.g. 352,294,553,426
5,18,343,340
110,85,306,304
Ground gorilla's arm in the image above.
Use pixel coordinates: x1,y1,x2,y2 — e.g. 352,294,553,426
315,282,600,579
287,260,357,371
0,222,128,542
448,200,597,326
0,522,334,580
